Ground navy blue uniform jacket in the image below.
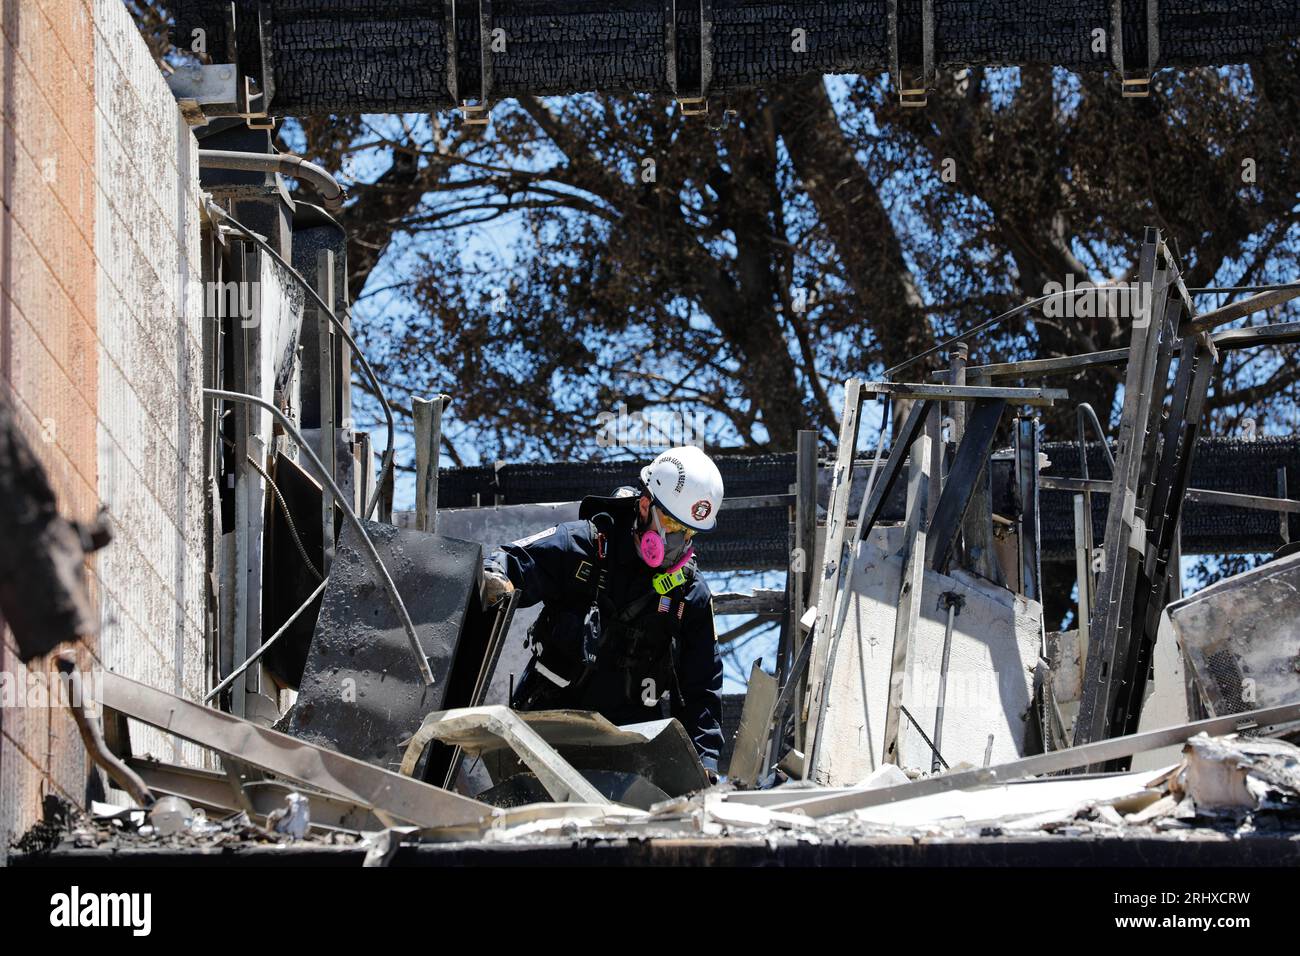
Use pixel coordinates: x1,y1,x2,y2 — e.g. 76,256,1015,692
486,515,724,771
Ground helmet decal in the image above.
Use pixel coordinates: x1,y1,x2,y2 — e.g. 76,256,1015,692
691,499,712,521
656,454,687,494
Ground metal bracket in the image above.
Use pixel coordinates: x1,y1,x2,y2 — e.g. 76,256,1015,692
256,2,275,108
1111,0,1160,97
166,64,240,126
887,0,934,108
242,2,276,128
216,1,276,129
444,0,460,105
667,0,713,115
444,0,493,125
242,76,275,130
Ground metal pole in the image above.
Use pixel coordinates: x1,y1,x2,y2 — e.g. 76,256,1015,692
1073,493,1091,669
791,429,817,751
804,381,866,777
948,343,968,440
316,248,337,571
931,593,959,773
882,433,930,766
414,395,449,533
205,579,329,704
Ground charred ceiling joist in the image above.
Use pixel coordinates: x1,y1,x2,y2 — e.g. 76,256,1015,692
175,0,1300,115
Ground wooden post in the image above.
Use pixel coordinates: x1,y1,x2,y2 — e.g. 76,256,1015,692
882,433,930,765
804,380,863,778
414,395,448,533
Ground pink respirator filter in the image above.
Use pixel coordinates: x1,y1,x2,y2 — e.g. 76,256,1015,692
639,530,665,567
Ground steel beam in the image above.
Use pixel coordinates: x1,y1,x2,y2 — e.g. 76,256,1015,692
1182,285,1300,335
100,672,491,828
1015,417,1042,602
1121,334,1217,741
1072,493,1092,665
413,394,448,533
861,382,1066,407
316,248,336,570
958,319,1300,382
1074,229,1166,747
962,349,1130,381
804,380,865,774
788,430,818,744
769,699,1300,819
1043,479,1300,515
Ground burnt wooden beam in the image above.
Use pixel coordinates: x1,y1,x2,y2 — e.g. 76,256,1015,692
925,397,1005,573
176,0,1300,115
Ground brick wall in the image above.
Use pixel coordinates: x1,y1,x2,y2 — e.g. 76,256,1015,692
0,0,205,855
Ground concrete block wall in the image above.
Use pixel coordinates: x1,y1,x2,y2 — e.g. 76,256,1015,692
91,0,205,769
0,0,206,853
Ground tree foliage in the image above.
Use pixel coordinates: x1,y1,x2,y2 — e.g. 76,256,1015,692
281,55,1300,465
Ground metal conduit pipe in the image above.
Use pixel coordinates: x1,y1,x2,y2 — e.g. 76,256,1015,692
205,388,435,686
198,149,346,213
207,201,395,521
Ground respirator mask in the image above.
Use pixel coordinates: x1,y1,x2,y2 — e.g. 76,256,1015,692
638,504,692,570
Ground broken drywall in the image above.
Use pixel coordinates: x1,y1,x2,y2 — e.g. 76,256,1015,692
813,529,1042,785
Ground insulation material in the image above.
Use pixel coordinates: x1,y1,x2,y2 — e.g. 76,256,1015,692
1168,733,1300,815
1132,615,1192,771
815,530,1042,785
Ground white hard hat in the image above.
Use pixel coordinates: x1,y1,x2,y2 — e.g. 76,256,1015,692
639,446,724,532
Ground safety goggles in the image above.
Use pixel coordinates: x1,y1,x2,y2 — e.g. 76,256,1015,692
654,506,694,538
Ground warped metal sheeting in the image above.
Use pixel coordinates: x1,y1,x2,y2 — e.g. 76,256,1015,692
277,520,484,770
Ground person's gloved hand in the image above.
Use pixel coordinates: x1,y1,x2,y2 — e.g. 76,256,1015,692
482,569,515,608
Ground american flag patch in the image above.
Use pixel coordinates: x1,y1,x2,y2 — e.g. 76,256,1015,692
676,602,685,620
658,596,672,614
